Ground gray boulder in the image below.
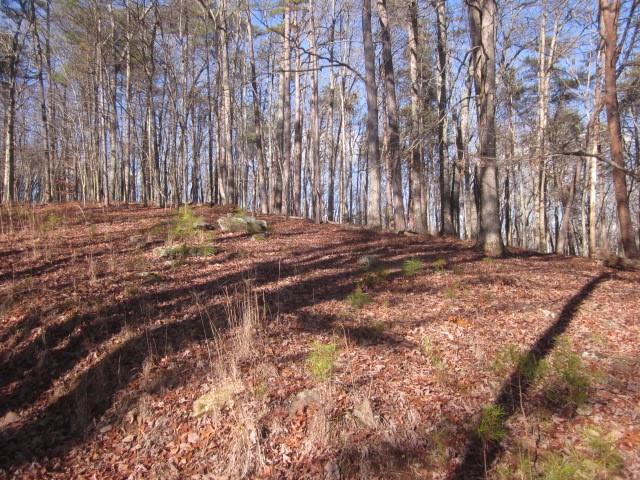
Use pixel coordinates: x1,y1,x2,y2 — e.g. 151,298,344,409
217,213,267,234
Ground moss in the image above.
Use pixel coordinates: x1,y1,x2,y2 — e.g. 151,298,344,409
307,342,338,380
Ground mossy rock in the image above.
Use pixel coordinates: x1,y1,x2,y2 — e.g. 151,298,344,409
192,381,244,417
217,213,267,234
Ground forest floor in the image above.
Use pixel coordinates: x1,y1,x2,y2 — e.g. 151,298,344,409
0,204,639,480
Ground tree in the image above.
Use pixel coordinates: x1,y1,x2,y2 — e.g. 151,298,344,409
377,0,405,231
599,0,638,258
467,0,504,257
362,0,381,227
406,0,426,233
1,8,23,205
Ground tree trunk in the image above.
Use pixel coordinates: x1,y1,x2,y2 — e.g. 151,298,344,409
468,0,503,257
2,21,22,204
246,4,268,213
600,0,638,258
310,15,321,224
362,0,381,227
376,0,405,231
407,0,426,233
292,11,303,217
435,0,454,235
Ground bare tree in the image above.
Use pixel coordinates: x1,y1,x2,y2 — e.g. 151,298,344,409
467,0,504,256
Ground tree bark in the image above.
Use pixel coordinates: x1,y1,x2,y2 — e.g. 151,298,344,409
600,0,638,258
362,0,381,227
467,0,503,256
407,0,426,233
376,0,405,231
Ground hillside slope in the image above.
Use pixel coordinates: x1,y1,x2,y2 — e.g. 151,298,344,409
1,205,638,479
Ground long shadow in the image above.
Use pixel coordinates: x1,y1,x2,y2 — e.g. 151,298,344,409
0,254,422,468
450,271,611,479
0,227,476,471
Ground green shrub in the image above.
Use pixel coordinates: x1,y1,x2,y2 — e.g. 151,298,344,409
346,287,372,309
545,339,590,407
360,267,391,289
431,258,447,272
583,428,624,476
169,206,204,242
491,344,547,383
541,454,579,480
444,286,458,300
422,336,445,369
41,213,63,232
540,428,624,480
233,206,248,217
307,342,338,379
403,258,425,277
476,405,506,443
159,243,217,259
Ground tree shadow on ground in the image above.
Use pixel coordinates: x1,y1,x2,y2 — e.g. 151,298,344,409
449,271,611,479
0,223,473,471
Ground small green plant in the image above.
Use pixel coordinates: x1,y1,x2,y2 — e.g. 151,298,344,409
491,344,547,383
252,233,266,241
452,264,464,275
360,267,391,289
431,258,447,272
541,454,579,480
444,286,458,300
540,428,624,480
422,336,444,369
307,342,338,379
544,338,591,408
159,243,217,259
346,287,372,309
169,206,205,242
476,405,507,443
482,256,495,265
583,428,624,475
41,213,63,232
233,206,248,217
370,319,386,333
403,258,425,277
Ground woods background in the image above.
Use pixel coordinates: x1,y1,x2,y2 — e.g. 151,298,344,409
0,0,639,257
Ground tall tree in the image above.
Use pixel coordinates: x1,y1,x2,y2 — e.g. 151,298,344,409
467,0,504,256
377,0,405,231
599,0,638,258
407,0,426,233
362,0,381,227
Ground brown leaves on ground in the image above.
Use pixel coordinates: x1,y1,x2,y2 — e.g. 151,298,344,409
0,204,638,479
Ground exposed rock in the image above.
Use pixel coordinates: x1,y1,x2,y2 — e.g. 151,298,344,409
356,255,379,270
192,381,244,417
217,213,267,234
193,219,213,230
324,459,340,480
0,411,19,429
289,388,323,415
352,398,377,428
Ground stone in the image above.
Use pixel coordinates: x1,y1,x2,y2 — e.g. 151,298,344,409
356,255,379,270
193,219,213,230
192,381,244,417
352,399,377,428
324,459,340,480
217,213,267,234
0,411,19,429
289,388,323,414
